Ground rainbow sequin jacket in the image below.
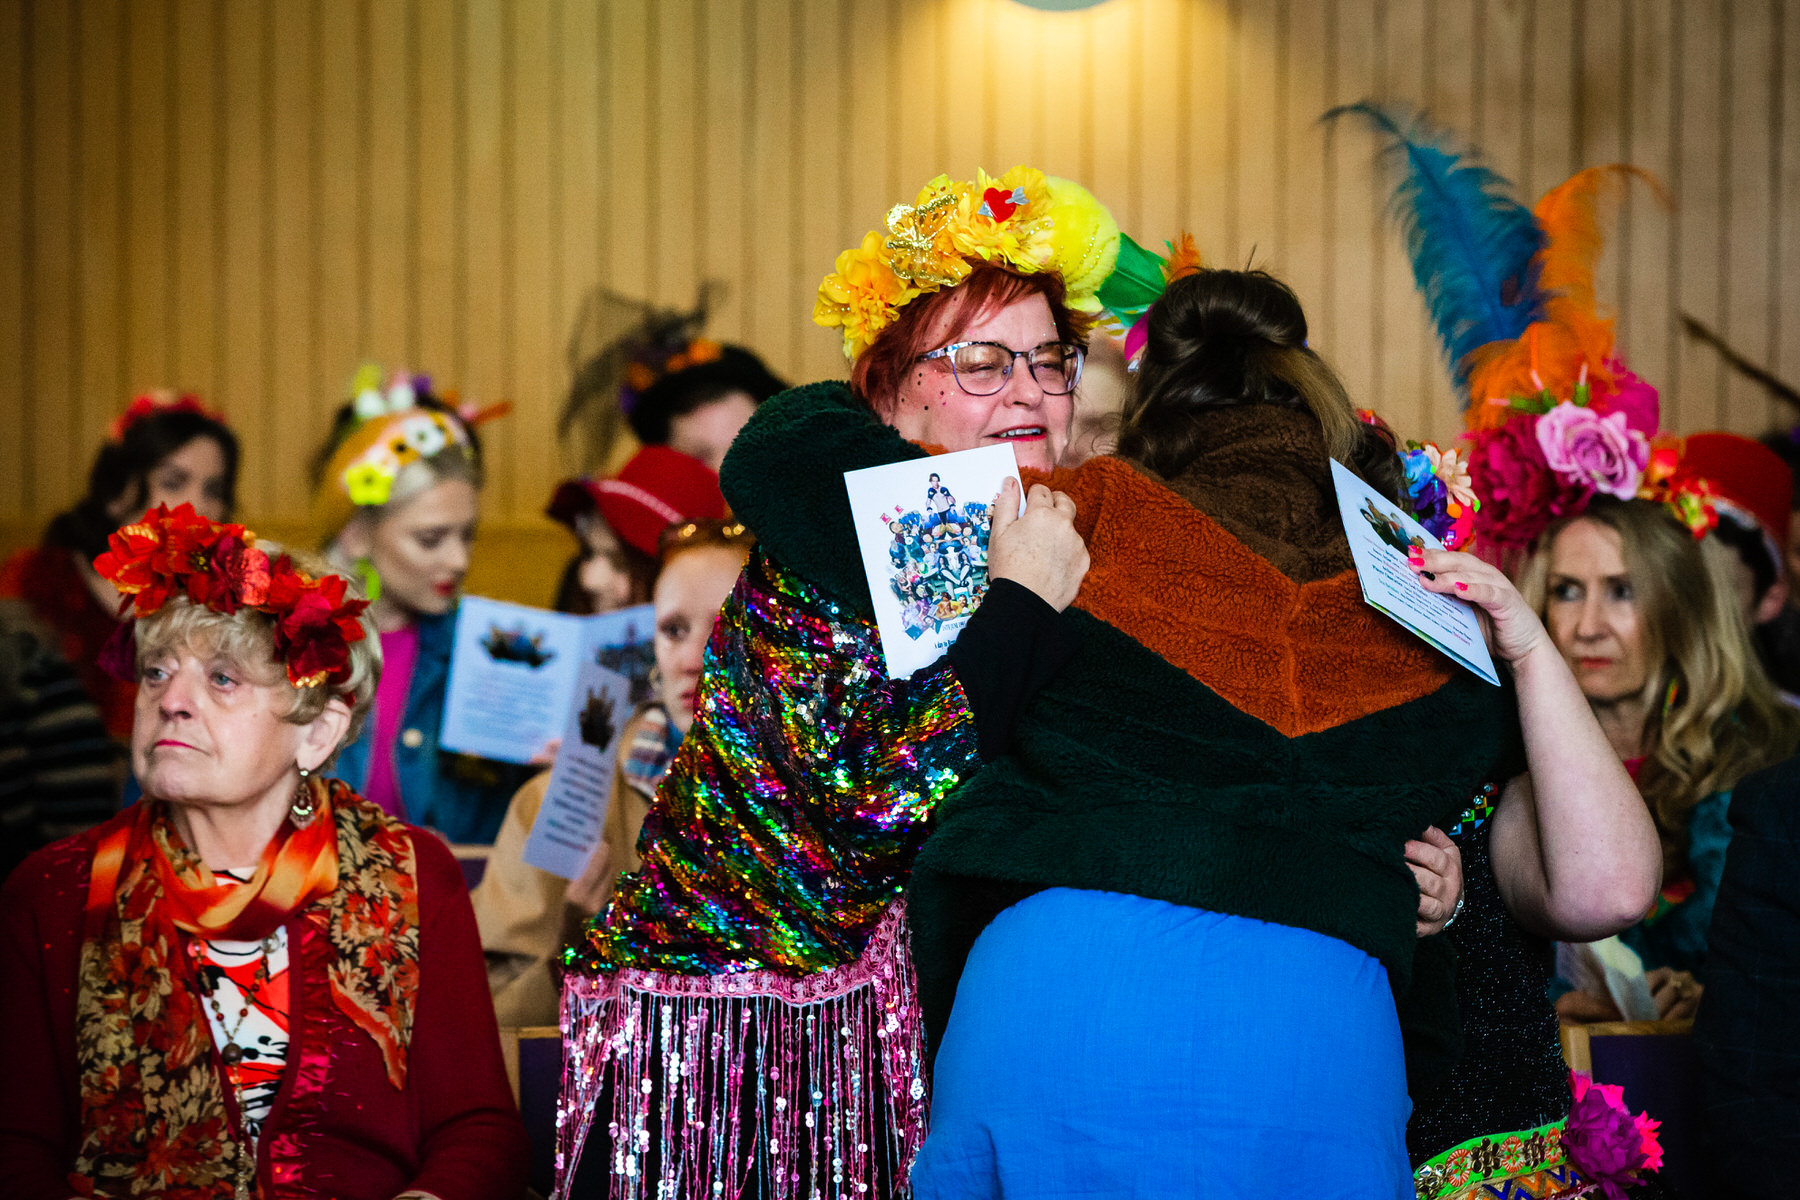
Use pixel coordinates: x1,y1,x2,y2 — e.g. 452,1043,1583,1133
566,387,982,977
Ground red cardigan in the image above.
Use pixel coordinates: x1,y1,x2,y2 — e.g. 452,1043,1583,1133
0,814,529,1200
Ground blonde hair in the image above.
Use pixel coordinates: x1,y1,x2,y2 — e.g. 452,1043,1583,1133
1522,498,1800,869
133,547,381,763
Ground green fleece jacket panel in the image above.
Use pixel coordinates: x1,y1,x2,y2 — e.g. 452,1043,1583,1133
720,381,1525,1090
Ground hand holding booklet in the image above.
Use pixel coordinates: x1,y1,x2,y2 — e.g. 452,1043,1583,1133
438,596,657,764
844,443,1024,679
521,661,638,879
1329,459,1501,686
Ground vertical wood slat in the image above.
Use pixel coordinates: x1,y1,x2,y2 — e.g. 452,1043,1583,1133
122,0,169,400
413,0,456,384
1525,0,1577,203
795,0,844,390
367,0,413,366
650,0,697,310
1776,3,1800,420
0,0,25,518
1282,0,1329,357
1673,0,1727,437
603,1,650,306
5,0,1800,557
1326,0,1378,416
172,0,216,400
1133,0,1184,252
1619,0,1677,400
313,0,362,432
266,0,314,522
76,0,124,465
745,0,796,379
698,0,749,348
219,0,266,513
1723,0,1777,435
1380,0,1433,438
1578,0,1627,325
30,0,76,516
509,0,558,508
1233,1,1281,276
461,0,508,507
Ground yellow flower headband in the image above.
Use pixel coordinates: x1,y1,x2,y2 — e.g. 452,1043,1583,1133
814,166,1121,360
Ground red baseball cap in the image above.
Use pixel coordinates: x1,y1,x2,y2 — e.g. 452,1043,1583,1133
546,445,727,557
1683,432,1792,552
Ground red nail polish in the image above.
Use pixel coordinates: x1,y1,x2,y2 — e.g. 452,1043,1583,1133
1454,581,1468,592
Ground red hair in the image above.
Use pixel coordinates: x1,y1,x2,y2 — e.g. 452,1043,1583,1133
851,263,1095,418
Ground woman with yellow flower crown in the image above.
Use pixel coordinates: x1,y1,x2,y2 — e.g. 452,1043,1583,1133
554,166,1107,1198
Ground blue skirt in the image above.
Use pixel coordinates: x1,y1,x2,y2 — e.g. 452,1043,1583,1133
910,888,1413,1199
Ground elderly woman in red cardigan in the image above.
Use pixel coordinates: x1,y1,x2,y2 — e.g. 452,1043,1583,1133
0,504,526,1200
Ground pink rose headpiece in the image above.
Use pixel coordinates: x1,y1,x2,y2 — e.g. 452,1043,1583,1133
1343,103,1711,555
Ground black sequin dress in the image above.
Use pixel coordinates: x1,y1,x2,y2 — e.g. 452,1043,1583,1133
1407,813,1570,1165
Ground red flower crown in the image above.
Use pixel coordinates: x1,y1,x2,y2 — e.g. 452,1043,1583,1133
109,390,227,442
94,503,370,691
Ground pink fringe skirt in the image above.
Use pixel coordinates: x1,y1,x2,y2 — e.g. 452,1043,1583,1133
555,902,928,1199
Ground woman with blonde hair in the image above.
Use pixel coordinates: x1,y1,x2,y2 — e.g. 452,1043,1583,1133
0,504,526,1198
313,367,530,843
1526,495,1800,1020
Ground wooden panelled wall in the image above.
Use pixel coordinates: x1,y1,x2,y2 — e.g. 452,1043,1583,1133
3,0,1798,602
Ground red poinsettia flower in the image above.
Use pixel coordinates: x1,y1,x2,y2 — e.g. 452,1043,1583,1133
93,516,169,613
94,503,245,616
183,532,272,615
150,504,231,578
271,566,369,689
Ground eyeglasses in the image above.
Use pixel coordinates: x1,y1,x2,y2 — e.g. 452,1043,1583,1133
917,340,1085,397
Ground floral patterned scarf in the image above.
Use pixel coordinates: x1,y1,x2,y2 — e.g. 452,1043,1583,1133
73,778,419,1198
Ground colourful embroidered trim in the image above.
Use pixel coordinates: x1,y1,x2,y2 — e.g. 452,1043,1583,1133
1447,781,1502,838
1413,1123,1576,1200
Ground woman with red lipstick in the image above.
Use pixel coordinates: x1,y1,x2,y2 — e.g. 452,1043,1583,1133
314,366,529,845
475,518,754,1027
0,507,526,1199
1527,496,1800,1020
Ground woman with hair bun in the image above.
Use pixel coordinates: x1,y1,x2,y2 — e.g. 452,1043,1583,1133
901,267,1646,1195
313,366,529,844
1,392,238,738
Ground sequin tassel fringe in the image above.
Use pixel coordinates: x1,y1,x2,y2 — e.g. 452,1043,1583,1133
555,903,927,1200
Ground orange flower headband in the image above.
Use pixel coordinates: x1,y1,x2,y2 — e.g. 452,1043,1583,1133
95,503,370,691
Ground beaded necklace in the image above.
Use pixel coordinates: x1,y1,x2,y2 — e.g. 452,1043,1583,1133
188,909,281,1200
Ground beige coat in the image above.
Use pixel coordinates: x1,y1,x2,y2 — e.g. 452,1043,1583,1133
471,705,661,1028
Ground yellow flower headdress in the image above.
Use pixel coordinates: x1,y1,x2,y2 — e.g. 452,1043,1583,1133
814,166,1121,360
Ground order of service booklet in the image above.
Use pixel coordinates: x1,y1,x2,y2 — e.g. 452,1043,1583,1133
1329,458,1501,687
845,442,1024,679
520,661,638,879
438,596,657,764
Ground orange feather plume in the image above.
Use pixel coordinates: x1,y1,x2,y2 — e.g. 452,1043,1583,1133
1163,233,1204,283
1463,165,1668,431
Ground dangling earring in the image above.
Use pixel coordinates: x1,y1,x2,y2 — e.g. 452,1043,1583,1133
290,767,317,828
354,556,382,603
